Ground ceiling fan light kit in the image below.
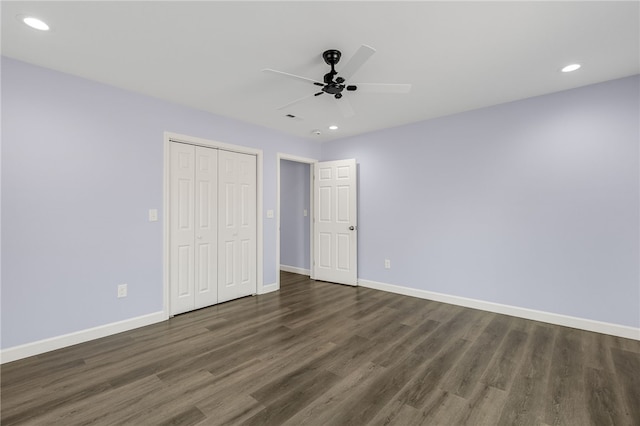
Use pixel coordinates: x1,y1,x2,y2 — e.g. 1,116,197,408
263,44,412,118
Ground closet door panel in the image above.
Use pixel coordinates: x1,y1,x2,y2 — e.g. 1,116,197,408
218,150,256,303
194,146,218,309
170,143,196,315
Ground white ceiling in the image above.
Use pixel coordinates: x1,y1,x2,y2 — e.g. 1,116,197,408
2,1,639,142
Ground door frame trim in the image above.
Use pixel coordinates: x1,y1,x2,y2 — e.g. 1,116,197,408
163,131,263,317
276,153,317,291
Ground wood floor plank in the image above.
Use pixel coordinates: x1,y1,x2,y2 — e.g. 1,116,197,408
2,271,638,426
58,376,167,425
323,351,429,425
323,335,381,378
242,369,341,426
453,384,508,426
398,299,445,327
196,393,265,426
399,338,470,408
610,347,640,423
371,402,420,426
157,406,206,426
497,323,556,426
481,328,529,391
584,366,626,426
250,349,342,406
372,318,441,368
283,362,385,426
411,308,482,361
441,314,511,398
415,390,469,426
1,379,115,425
544,327,589,426
195,342,338,415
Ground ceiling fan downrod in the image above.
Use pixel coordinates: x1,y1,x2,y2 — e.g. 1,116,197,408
322,49,350,98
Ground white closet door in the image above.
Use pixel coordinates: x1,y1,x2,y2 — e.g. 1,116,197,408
193,146,218,309
170,143,196,315
218,150,257,303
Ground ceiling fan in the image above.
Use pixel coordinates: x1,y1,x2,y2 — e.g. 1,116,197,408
263,45,411,118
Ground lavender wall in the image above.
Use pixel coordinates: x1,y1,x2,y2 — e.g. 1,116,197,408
280,160,311,270
1,57,321,349
2,56,637,352
322,75,640,328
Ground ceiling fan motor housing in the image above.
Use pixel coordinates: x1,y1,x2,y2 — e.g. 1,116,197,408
322,49,341,66
323,83,343,95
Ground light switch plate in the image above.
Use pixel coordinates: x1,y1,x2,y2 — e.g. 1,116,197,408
148,209,158,222
117,284,128,298
267,209,274,218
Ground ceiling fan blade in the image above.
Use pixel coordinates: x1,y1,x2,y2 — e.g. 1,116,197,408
353,83,412,93
276,93,316,110
335,96,355,118
338,45,376,81
262,69,324,86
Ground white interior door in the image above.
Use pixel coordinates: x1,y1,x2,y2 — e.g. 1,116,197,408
314,159,358,286
193,146,218,309
170,143,197,315
218,150,257,302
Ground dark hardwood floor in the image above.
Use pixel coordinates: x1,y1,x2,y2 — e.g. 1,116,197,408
2,272,639,425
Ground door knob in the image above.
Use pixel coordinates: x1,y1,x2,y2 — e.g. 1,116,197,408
349,226,355,231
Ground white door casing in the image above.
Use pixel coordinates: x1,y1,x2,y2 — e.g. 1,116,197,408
314,159,358,286
218,150,257,303
275,154,317,290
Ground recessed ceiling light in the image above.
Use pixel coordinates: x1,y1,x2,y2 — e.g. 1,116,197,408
561,64,581,73
18,15,50,31
329,125,338,130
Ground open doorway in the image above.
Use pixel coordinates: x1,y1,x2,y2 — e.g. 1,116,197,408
280,160,311,274
276,154,316,290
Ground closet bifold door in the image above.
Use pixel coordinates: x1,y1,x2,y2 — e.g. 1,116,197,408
169,143,218,315
218,150,257,303
193,146,218,309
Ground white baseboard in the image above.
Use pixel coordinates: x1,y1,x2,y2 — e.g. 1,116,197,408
280,265,311,276
0,311,167,364
5,280,635,364
358,279,640,341
259,282,279,295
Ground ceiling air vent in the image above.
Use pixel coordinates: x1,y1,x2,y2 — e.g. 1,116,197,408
284,113,303,121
